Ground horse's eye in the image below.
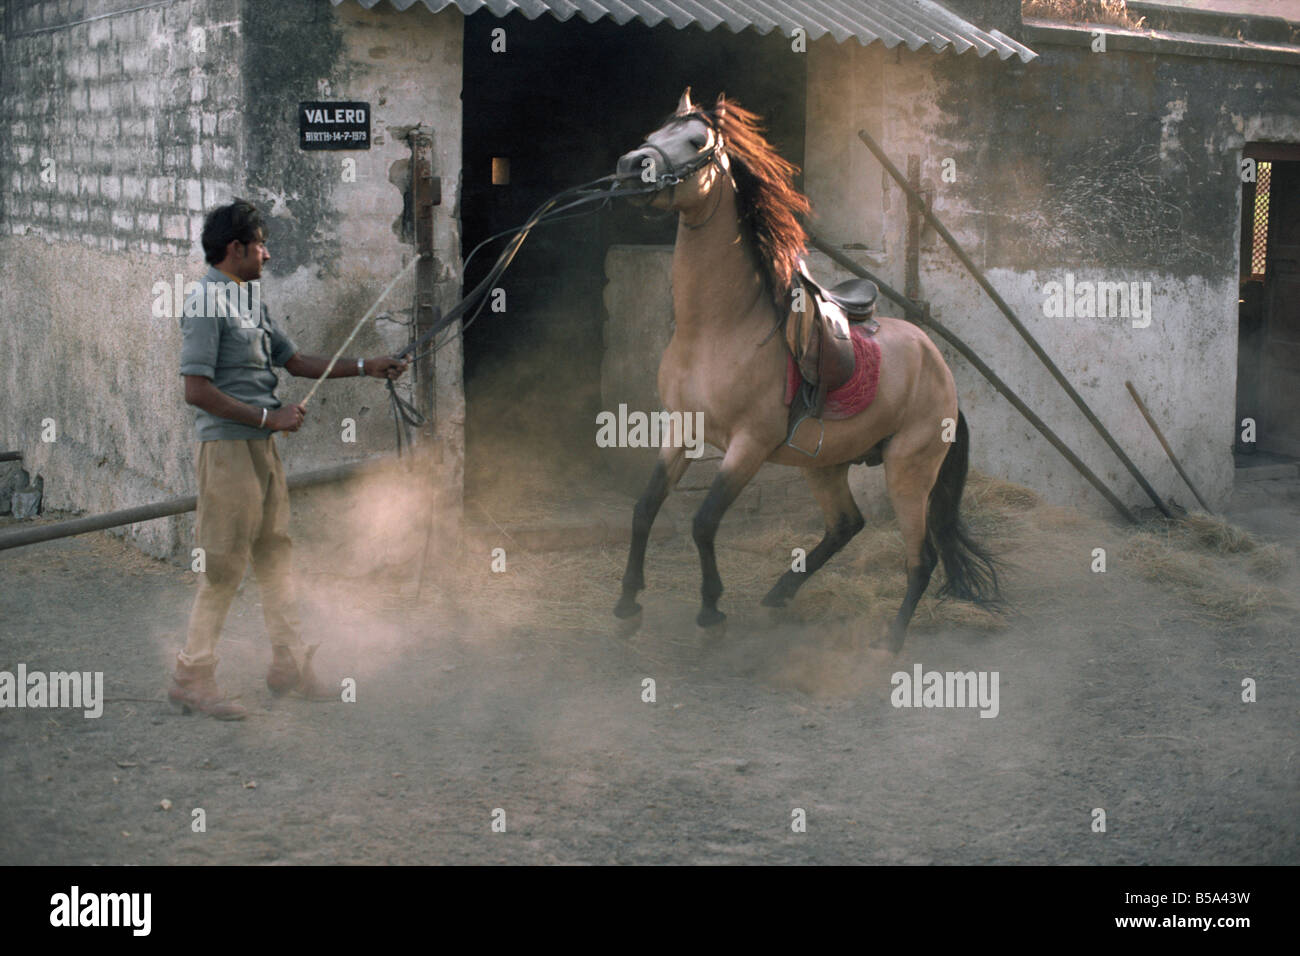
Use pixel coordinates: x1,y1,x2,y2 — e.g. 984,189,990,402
690,136,706,149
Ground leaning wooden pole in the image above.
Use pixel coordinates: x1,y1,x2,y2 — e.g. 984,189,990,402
856,128,1171,519
808,234,924,321
1125,381,1214,514
808,233,1138,524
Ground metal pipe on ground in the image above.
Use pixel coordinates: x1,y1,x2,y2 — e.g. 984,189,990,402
808,232,1138,525
0,454,401,552
855,128,1170,519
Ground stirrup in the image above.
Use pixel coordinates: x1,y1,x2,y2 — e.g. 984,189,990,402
785,384,825,458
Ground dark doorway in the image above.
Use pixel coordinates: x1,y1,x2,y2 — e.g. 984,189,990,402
459,12,805,518
1238,146,1300,462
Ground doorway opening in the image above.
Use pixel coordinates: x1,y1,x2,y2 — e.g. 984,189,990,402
1236,144,1300,478
458,12,805,525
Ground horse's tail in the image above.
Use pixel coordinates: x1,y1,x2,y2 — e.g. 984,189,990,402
926,409,1003,607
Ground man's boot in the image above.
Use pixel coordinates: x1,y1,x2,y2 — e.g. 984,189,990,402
168,659,247,720
267,644,336,701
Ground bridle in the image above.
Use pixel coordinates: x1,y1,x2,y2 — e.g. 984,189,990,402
636,109,725,188
632,109,733,229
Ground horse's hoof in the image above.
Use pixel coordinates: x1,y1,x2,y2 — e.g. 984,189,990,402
613,597,642,620
614,607,643,639
696,608,727,636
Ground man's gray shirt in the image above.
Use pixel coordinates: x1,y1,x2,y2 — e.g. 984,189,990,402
179,267,299,441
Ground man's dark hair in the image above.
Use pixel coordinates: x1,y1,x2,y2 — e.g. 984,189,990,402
201,199,266,265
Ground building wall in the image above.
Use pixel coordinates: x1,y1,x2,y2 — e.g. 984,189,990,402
805,31,1300,516
1,0,247,558
0,0,465,560
239,0,465,523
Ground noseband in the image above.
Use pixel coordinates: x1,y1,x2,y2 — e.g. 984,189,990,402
637,109,725,189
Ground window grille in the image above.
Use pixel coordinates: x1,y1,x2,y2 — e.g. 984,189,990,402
1251,160,1272,280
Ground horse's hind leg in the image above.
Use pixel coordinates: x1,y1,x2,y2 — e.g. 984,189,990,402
615,446,688,623
875,435,946,653
761,464,864,608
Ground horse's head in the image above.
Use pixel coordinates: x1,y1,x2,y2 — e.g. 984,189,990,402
615,88,731,216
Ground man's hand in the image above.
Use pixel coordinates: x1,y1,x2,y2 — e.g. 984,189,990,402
364,357,409,380
267,403,306,432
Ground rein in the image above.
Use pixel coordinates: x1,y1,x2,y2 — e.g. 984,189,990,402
633,109,731,230
318,113,726,456
378,171,668,454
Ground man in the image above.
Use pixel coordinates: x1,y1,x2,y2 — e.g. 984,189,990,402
172,199,407,720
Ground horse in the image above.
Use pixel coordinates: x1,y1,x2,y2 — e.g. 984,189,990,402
610,89,1001,653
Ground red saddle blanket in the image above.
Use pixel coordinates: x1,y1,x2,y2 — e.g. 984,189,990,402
783,324,882,420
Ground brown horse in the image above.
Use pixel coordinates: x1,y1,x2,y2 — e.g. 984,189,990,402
612,90,1000,652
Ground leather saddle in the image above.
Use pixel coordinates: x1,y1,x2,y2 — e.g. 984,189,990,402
783,260,880,456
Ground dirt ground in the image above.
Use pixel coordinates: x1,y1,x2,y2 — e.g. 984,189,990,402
1,461,1296,865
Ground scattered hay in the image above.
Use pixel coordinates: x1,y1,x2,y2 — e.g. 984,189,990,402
449,476,1018,635
448,470,1291,638
1119,512,1294,626
1180,512,1257,554
962,473,1038,541
966,473,1041,513
1190,583,1286,625
1248,544,1285,581
1123,532,1207,590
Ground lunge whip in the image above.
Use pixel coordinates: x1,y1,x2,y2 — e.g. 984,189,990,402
298,253,425,409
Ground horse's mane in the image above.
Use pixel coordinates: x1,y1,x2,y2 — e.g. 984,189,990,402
705,95,810,302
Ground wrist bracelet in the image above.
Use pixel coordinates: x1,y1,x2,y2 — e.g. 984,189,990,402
357,358,365,378
259,407,268,429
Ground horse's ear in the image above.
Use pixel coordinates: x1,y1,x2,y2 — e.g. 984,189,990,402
715,93,727,120
676,87,694,115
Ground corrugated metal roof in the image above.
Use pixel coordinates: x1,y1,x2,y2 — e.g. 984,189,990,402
329,0,1039,61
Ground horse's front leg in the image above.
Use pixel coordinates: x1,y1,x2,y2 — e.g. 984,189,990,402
615,445,689,624
692,436,771,632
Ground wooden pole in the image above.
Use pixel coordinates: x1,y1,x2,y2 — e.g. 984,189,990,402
1125,381,1214,514
856,128,1171,518
409,127,444,602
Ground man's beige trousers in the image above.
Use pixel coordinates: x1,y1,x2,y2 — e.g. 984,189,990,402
180,436,307,667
